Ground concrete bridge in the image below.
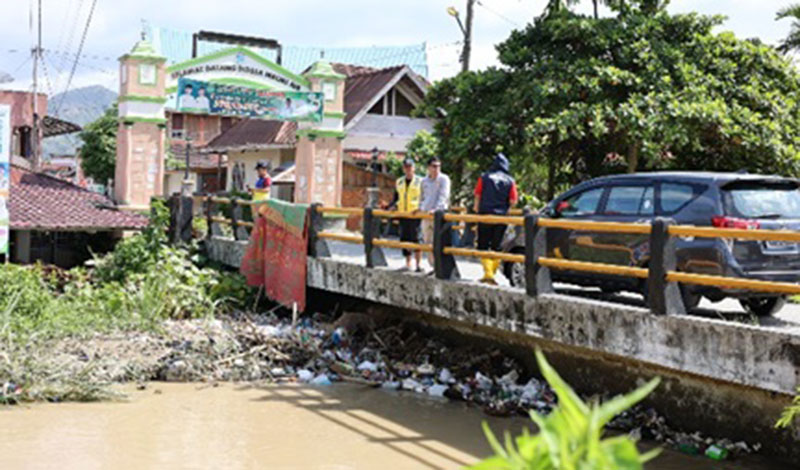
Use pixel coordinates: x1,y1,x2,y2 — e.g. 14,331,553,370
206,228,800,460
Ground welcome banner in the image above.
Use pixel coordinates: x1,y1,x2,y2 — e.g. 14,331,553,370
176,78,324,122
0,104,9,256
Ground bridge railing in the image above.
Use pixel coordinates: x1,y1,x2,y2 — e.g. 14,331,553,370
307,204,800,315
199,196,800,315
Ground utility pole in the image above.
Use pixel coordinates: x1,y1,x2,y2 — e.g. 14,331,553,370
31,0,42,169
447,0,475,73
463,0,474,73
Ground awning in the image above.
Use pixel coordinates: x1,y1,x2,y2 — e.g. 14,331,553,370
42,115,81,138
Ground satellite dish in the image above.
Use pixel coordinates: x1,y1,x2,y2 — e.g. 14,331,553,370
0,71,13,84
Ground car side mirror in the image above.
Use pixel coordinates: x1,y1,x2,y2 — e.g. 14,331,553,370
553,201,570,218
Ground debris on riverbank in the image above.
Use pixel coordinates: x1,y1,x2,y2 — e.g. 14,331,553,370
0,308,760,458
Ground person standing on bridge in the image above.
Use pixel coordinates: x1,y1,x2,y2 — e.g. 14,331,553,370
474,153,518,285
419,157,451,272
385,158,423,272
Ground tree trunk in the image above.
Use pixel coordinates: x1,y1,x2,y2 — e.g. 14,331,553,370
547,149,556,201
626,143,639,173
593,0,599,19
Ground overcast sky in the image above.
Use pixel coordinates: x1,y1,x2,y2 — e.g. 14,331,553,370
0,0,794,98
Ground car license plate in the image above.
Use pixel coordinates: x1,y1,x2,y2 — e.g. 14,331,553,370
764,240,799,251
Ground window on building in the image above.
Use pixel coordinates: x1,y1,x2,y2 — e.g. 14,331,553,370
139,64,156,85
394,90,415,116
171,114,185,139
18,126,31,157
323,82,336,101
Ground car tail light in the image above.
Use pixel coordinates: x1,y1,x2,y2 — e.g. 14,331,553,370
711,216,760,230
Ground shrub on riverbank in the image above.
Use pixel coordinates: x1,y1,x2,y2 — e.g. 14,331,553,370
0,200,252,339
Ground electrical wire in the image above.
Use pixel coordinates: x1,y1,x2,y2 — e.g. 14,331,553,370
475,0,523,27
57,0,97,115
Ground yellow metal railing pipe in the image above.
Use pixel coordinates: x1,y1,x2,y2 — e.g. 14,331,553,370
210,216,232,225
317,232,364,244
539,257,649,279
443,247,525,263
444,213,524,226
669,225,800,243
372,209,434,220
666,272,800,295
373,239,434,253
538,218,652,234
316,206,364,216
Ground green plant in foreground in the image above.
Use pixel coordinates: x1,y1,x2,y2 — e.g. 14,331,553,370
470,350,661,470
776,387,800,429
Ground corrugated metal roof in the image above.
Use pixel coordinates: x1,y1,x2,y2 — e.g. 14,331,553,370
146,25,429,78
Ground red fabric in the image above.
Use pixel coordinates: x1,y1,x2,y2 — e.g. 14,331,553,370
240,201,309,312
474,177,483,196
509,181,518,202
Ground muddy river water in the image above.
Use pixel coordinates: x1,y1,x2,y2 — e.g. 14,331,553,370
0,383,793,470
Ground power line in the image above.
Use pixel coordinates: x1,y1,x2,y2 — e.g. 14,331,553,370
475,0,522,27
57,0,97,115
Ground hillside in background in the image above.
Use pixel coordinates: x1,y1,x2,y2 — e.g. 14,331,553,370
43,85,117,157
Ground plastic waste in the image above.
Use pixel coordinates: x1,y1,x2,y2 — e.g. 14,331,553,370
705,445,728,461
311,374,332,386
417,363,435,375
357,361,378,372
498,370,519,386
438,368,453,383
475,372,493,391
427,384,448,397
402,378,424,393
381,381,401,390
297,369,314,383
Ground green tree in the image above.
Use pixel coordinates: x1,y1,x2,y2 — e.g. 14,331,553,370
79,103,118,184
777,4,800,53
418,7,800,203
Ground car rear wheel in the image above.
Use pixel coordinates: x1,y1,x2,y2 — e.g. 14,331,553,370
739,296,786,317
503,249,526,287
680,284,701,311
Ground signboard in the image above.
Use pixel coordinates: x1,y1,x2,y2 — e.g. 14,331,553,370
0,104,10,256
176,78,323,122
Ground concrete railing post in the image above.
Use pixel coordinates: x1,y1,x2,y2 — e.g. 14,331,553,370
648,217,685,315
308,203,330,258
231,198,250,240
166,194,192,245
207,194,223,238
363,207,387,268
525,214,552,296
433,210,460,280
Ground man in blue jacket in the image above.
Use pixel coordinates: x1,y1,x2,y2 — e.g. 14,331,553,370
473,153,518,284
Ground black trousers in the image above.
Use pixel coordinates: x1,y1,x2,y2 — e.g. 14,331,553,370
477,223,505,252
398,219,422,257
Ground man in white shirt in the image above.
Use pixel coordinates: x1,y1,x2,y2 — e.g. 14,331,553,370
195,87,210,111
419,157,451,270
178,84,198,110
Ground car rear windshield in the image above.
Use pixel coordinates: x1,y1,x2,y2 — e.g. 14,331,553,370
722,181,800,219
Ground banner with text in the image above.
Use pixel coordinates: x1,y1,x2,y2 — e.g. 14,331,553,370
176,78,323,122
0,104,10,256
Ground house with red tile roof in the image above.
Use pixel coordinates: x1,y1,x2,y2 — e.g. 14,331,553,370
7,165,148,267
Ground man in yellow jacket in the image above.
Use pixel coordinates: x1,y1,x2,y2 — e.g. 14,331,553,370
385,158,423,272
